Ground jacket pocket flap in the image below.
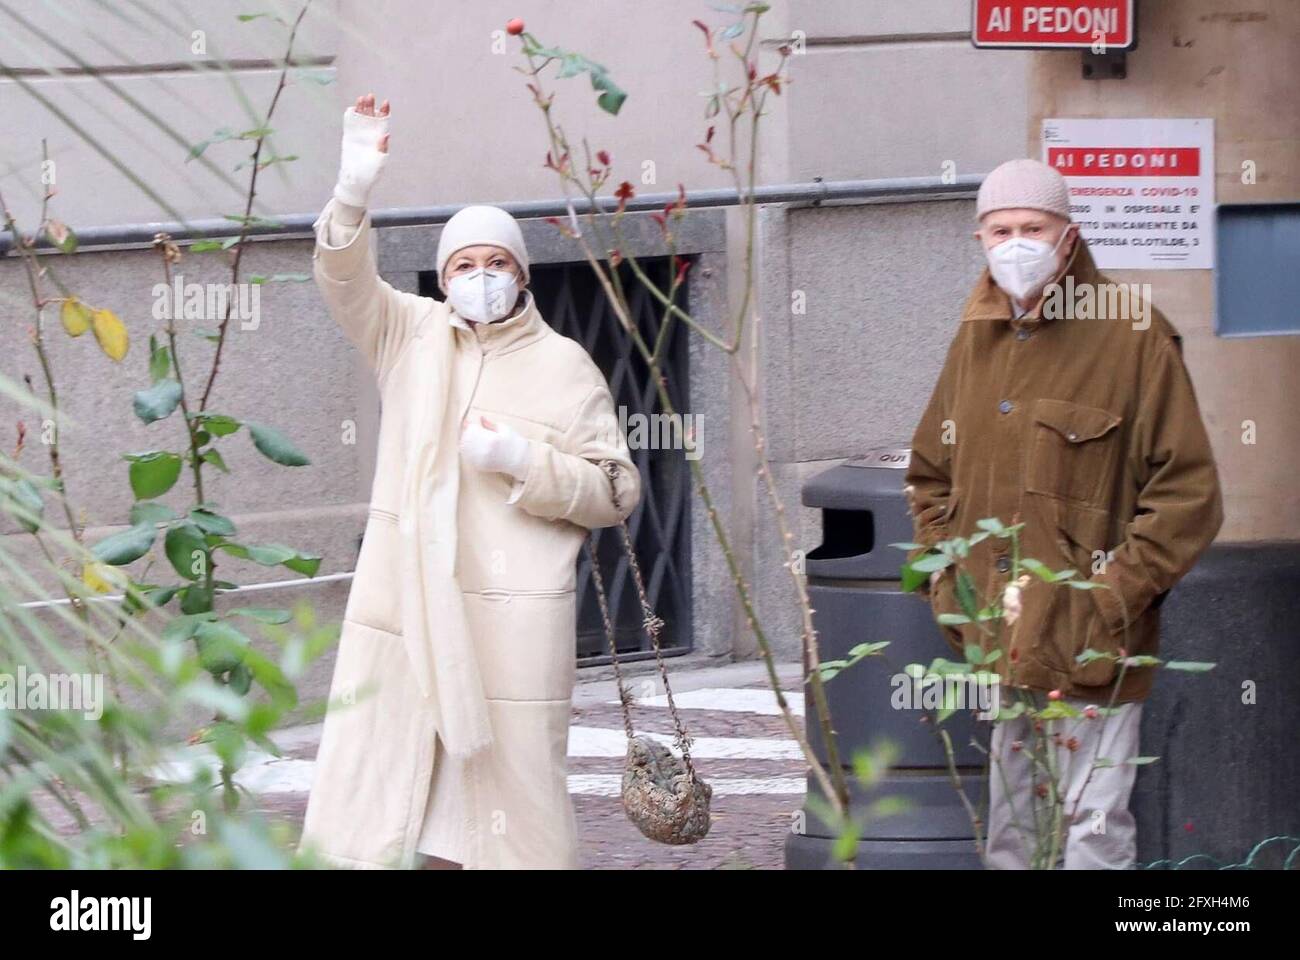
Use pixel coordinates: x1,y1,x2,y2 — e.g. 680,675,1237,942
1032,399,1121,443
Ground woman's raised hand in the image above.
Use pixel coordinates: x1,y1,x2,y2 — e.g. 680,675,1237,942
333,92,391,208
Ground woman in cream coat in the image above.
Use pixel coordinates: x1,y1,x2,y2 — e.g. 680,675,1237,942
297,94,641,870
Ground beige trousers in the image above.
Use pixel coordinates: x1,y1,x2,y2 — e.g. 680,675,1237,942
984,694,1143,870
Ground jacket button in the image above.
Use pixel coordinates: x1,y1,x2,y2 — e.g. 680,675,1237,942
1016,328,1031,341
995,555,1011,573
998,400,1014,414
1067,431,1079,441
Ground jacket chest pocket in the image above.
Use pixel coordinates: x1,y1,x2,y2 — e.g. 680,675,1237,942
343,507,403,636
1024,399,1123,511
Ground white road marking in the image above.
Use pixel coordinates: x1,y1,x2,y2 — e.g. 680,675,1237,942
148,750,316,794
611,687,804,717
146,687,811,799
568,725,802,760
567,774,807,797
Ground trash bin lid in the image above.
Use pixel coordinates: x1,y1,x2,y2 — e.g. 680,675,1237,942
843,447,911,470
802,446,913,511
802,446,917,581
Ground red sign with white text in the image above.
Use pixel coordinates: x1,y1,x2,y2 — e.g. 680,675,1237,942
972,1,1136,49
1047,146,1201,177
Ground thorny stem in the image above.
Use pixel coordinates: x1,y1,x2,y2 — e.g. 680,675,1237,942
521,27,852,820
196,0,312,414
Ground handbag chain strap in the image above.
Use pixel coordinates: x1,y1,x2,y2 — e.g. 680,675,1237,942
585,459,698,784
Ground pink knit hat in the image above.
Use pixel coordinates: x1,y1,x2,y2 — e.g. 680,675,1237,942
976,158,1072,221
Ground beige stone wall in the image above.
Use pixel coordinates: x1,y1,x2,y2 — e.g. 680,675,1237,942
1026,0,1300,541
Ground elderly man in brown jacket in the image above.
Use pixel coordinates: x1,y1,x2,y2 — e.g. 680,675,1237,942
905,158,1223,869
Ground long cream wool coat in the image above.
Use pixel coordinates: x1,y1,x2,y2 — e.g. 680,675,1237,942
297,198,640,869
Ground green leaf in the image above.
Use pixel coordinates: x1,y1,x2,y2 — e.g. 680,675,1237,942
1163,660,1216,672
144,585,180,609
248,273,310,285
975,517,1006,535
1120,654,1162,668
2,478,45,533
201,448,230,473
937,613,971,626
45,218,78,253
230,607,292,625
195,413,241,437
1066,578,1104,590
889,541,923,551
162,612,216,644
149,335,172,384
954,570,979,620
130,501,177,526
993,700,1027,721
187,239,226,253
125,451,183,499
900,560,928,594
293,69,334,85
1020,558,1056,582
218,541,321,577
180,581,214,615
247,421,310,466
909,552,951,574
222,212,281,228
1125,756,1160,766
235,154,298,172
187,126,235,161
164,521,208,581
1036,700,1081,720
189,507,236,537
227,662,253,695
194,620,250,675
243,646,297,708
133,379,183,424
963,644,984,665
282,552,322,577
846,641,889,659
91,523,157,565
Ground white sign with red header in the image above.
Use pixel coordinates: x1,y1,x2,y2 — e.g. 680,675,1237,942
973,1,1136,49
1042,118,1216,270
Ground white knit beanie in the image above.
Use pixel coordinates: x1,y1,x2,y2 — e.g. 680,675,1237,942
976,158,1072,222
435,204,531,294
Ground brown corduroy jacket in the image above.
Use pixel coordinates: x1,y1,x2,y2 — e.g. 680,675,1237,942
905,238,1223,703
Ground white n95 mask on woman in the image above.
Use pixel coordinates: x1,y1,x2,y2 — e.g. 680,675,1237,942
985,229,1069,303
447,267,520,324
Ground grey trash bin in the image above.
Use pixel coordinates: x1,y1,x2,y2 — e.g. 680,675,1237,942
784,447,988,869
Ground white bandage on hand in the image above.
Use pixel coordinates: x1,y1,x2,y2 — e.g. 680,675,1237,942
459,419,532,480
333,106,389,208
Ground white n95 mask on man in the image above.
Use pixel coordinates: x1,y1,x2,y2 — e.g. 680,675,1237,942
985,229,1069,303
447,267,520,324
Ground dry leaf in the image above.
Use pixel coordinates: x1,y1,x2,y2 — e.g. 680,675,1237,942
91,307,128,361
60,298,92,337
